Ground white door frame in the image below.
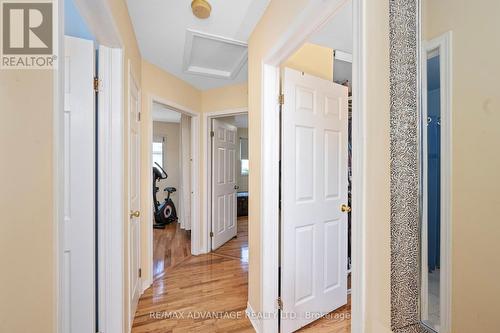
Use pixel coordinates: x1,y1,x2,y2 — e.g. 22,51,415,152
54,1,125,332
144,95,201,287
202,107,248,253
420,31,453,333
259,0,365,332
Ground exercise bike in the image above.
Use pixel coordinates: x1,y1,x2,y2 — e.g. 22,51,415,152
153,162,178,229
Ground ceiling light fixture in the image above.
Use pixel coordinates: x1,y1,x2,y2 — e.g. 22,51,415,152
191,0,212,19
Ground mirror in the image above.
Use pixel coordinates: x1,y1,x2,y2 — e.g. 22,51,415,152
420,1,454,332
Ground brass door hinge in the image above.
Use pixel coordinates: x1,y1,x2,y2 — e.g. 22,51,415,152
138,268,142,278
93,77,100,92
138,112,141,122
210,231,214,237
277,297,283,310
279,94,284,105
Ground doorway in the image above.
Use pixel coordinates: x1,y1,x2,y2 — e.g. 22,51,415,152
259,0,366,332
207,111,249,261
150,102,193,279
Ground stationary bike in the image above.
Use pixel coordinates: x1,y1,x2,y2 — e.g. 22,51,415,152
153,162,178,229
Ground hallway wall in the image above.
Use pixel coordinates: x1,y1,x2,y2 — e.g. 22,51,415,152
0,0,142,331
423,1,500,331
153,121,181,208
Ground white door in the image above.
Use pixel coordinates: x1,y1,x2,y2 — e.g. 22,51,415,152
281,68,349,332
211,119,238,250
128,70,142,319
62,36,95,332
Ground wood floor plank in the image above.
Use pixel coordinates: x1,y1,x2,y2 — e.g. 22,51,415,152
133,216,351,332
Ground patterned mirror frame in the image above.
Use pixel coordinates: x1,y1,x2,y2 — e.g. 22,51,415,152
389,0,433,332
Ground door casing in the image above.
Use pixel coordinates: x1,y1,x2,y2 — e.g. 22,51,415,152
55,1,125,332
203,108,249,253
259,0,366,332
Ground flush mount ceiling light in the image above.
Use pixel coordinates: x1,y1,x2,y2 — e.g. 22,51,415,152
191,0,212,19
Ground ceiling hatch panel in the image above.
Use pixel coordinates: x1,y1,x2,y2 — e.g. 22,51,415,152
183,30,248,80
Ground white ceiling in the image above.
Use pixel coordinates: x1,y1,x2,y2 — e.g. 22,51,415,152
309,0,352,54
152,102,182,123
126,0,270,90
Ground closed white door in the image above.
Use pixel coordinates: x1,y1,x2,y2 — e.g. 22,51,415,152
281,68,349,332
128,70,142,319
62,36,95,333
211,119,238,250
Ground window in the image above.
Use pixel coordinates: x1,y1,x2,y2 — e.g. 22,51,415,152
241,159,249,176
240,137,249,175
152,138,164,168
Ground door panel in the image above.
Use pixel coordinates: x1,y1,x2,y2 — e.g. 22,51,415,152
212,119,238,250
281,68,349,332
62,35,95,333
128,71,141,319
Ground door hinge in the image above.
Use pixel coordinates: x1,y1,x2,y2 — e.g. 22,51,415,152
277,297,283,310
210,130,215,137
93,76,100,92
138,112,141,122
279,94,284,105
138,268,142,278
210,231,214,237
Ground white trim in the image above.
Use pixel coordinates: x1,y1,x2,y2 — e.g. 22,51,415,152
246,302,263,333
145,95,201,287
54,1,64,332
128,60,142,327
97,46,125,333
334,50,353,63
421,31,453,333
202,107,249,253
260,0,365,332
56,1,125,332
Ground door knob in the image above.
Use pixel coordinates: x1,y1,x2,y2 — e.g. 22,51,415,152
234,185,240,190
340,204,351,213
130,210,140,218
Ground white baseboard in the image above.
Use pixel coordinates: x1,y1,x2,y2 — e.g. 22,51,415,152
142,278,152,293
246,302,262,333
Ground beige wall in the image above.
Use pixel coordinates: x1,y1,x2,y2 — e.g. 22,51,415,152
248,1,392,333
283,42,334,81
153,121,181,208
201,82,248,113
0,71,55,333
423,1,500,332
0,0,142,331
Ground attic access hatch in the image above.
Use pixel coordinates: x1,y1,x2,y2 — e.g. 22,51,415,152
183,29,248,80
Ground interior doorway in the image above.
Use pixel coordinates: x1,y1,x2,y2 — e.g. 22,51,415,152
150,102,194,279
258,0,365,332
207,112,249,261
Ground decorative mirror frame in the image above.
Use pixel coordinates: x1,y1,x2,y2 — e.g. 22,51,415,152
389,0,432,332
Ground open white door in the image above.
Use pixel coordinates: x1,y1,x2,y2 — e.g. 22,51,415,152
211,119,238,250
281,68,349,332
62,36,95,332
128,70,142,321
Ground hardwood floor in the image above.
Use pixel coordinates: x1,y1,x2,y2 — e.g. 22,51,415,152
153,220,191,279
297,297,351,332
134,216,351,332
213,216,248,262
